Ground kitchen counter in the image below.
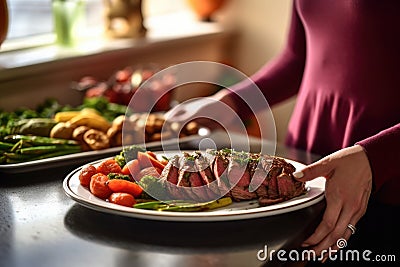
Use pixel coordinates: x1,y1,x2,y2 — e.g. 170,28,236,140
0,131,325,267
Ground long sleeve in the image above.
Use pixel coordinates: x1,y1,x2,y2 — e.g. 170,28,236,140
226,1,306,118
222,0,400,205
356,124,400,205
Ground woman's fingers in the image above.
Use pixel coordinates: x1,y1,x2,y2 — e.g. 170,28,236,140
311,204,355,255
293,158,334,181
294,145,373,260
302,195,343,247
319,190,371,262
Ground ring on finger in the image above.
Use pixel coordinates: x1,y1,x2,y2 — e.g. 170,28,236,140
347,223,356,235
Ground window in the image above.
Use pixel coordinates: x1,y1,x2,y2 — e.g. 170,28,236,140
3,0,105,49
7,0,53,39
2,0,189,50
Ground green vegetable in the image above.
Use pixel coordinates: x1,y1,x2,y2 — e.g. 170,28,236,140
4,150,80,164
138,175,167,200
0,97,131,164
0,98,75,139
122,145,146,163
207,148,260,166
78,97,130,122
8,118,57,137
0,135,81,164
0,141,13,150
114,153,126,168
19,145,80,155
107,173,131,181
113,145,146,168
134,197,233,212
3,135,79,146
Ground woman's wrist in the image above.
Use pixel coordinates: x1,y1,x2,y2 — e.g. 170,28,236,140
211,89,238,113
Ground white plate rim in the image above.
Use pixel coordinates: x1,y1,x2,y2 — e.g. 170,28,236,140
63,151,325,222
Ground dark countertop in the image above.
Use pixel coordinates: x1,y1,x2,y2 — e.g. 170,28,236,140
0,131,325,267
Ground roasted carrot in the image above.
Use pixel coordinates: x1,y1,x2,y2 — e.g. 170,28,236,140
90,173,113,199
108,192,136,207
121,159,140,177
137,151,165,170
106,179,143,197
145,151,158,160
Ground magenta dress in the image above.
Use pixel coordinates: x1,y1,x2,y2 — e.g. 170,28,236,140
228,0,400,204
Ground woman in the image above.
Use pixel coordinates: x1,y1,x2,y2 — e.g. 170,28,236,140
166,0,400,263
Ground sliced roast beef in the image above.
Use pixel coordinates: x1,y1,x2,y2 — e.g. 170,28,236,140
162,155,180,185
160,155,185,200
178,153,216,201
266,165,281,199
227,153,257,201
158,149,306,206
251,167,269,198
209,151,231,197
194,154,220,199
176,156,199,201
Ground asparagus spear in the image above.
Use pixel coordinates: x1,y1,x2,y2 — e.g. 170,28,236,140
3,135,79,146
0,141,13,150
133,197,233,212
19,145,80,155
4,149,81,163
1,135,81,164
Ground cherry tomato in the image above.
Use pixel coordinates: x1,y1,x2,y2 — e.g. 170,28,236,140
79,164,97,187
97,159,122,175
90,173,112,199
115,69,131,83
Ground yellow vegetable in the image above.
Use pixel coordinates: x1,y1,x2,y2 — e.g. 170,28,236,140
55,108,100,123
54,111,81,122
202,197,233,210
68,114,111,132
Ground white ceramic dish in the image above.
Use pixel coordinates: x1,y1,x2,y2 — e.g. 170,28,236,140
63,151,325,222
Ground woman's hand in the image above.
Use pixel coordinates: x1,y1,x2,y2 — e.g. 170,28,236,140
293,145,373,260
164,90,243,131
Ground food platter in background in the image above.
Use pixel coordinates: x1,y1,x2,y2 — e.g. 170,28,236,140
0,128,210,174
